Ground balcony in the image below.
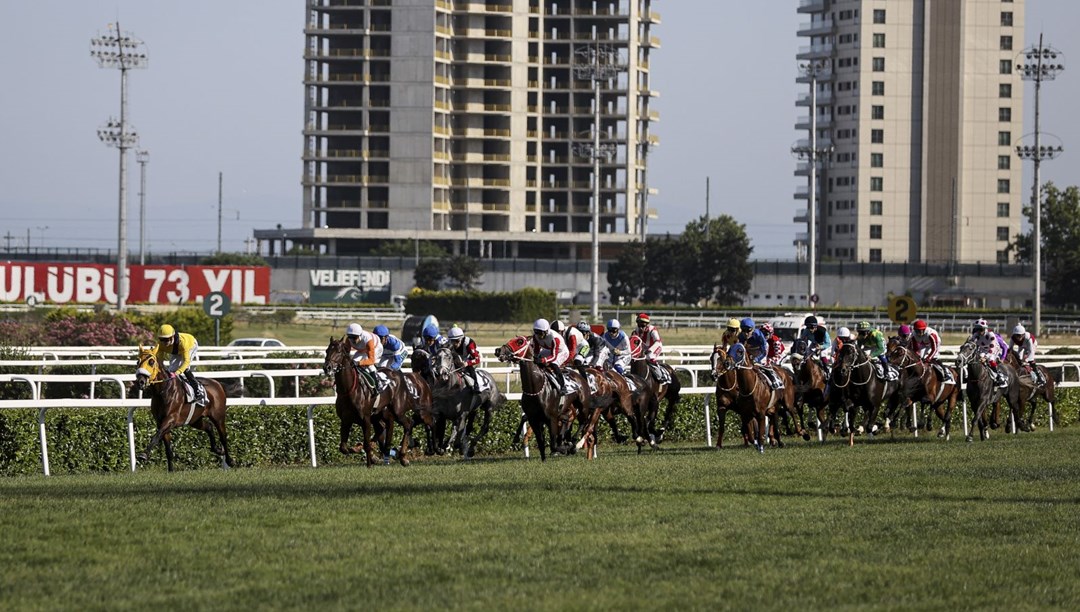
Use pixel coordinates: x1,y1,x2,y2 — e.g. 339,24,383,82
797,18,834,37
796,43,834,60
793,208,809,223
797,0,826,14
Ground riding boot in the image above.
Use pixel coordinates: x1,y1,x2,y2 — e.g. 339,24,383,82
185,370,205,405
552,366,567,395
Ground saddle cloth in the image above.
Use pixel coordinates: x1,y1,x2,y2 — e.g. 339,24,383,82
873,363,900,382
463,372,491,392
544,370,579,395
181,380,196,403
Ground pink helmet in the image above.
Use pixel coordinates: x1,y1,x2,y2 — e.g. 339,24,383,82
761,323,774,335
898,324,911,336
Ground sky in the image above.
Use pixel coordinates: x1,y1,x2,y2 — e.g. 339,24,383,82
1,1,1077,260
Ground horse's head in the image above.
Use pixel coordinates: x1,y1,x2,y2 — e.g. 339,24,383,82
410,347,431,373
495,336,531,363
886,337,913,367
133,344,161,392
834,341,859,376
322,336,350,376
955,340,977,369
430,346,457,382
711,344,736,377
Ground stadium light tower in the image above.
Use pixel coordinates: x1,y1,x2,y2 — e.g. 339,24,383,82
91,24,148,311
1015,35,1065,337
574,45,625,322
791,60,833,311
136,150,149,265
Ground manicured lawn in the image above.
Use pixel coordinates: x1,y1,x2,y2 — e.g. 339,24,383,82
2,429,1079,610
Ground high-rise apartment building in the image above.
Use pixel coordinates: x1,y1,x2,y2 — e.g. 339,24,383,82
260,0,660,258
794,0,1024,264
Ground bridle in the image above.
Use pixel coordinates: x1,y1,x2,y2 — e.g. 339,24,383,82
833,345,872,388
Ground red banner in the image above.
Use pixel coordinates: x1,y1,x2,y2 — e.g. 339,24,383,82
0,263,270,305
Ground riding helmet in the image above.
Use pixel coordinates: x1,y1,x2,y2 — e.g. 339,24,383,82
837,326,851,339
727,318,740,330
636,313,650,325
607,319,621,331
804,315,818,327
576,321,591,334
373,325,390,337
448,326,465,340
533,318,550,333
898,324,912,336
740,317,755,331
971,319,987,333
913,319,928,331
856,321,872,332
550,320,565,333
422,324,439,339
157,324,175,339
761,323,774,335
1012,324,1026,336
345,323,363,337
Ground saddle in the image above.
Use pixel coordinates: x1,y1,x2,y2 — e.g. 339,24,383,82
757,366,784,390
931,363,954,383
462,372,491,393
873,362,899,382
649,362,670,384
545,370,578,396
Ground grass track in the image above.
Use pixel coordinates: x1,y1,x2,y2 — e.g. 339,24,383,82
2,429,1080,610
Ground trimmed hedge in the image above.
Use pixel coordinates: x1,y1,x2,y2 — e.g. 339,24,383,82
405,288,556,323
2,379,1074,475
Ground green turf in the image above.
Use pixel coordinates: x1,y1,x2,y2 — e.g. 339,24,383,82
2,430,1079,611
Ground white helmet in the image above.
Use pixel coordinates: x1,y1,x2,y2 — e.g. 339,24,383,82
551,320,565,333
607,319,621,331
345,323,363,336
1012,324,1026,336
448,326,465,340
533,318,550,333
837,326,851,339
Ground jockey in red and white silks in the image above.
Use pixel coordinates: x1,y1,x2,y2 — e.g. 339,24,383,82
631,312,663,362
910,319,941,362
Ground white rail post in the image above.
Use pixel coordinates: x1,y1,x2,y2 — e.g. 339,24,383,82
703,393,713,448
306,403,318,467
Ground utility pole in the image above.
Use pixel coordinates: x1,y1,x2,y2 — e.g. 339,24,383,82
2,232,13,251
91,23,147,311
574,44,625,322
791,60,833,310
137,150,148,265
217,171,224,253
1016,36,1065,338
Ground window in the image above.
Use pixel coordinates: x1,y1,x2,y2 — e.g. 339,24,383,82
997,227,1010,241
872,81,885,95
869,249,882,263
998,131,1011,146
871,105,885,120
873,9,886,24
998,179,1010,194
1000,59,1012,75
871,152,884,167
873,33,886,48
870,201,883,215
872,57,885,72
998,155,1011,170
871,129,884,143
999,83,1012,98
1001,12,1013,27
871,177,884,191
997,250,1009,264
1001,35,1013,51
997,202,1010,217
870,225,883,239
999,107,1012,122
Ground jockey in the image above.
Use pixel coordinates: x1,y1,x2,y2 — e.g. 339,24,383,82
855,321,889,378
558,320,589,367
738,318,781,388
911,319,951,383
154,324,206,405
576,321,604,368
373,324,409,371
968,318,1007,385
798,315,831,358
601,319,631,374
530,318,568,394
829,326,851,363
1010,324,1043,385
421,324,447,351
760,323,787,366
447,326,482,393
632,313,668,383
896,324,914,348
346,323,381,387
720,318,741,352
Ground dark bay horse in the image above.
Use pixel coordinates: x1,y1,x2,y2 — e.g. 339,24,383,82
729,345,802,452
322,336,410,466
574,343,652,456
132,345,233,471
1005,350,1056,431
710,346,764,448
886,342,960,440
495,336,590,461
954,341,1022,442
628,341,682,446
831,342,902,446
789,350,830,441
422,345,504,457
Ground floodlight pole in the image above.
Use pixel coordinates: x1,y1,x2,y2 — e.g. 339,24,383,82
92,24,147,311
792,60,832,310
137,150,148,265
1016,35,1065,337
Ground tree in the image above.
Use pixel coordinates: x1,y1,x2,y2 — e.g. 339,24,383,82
444,255,484,290
679,215,753,305
199,252,268,266
607,241,646,304
1009,182,1080,306
371,240,447,258
414,259,445,291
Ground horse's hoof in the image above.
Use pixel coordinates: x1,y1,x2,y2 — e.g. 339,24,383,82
802,433,811,441
966,435,974,443
990,421,1000,430
400,457,410,467
635,436,644,444
756,444,765,454
225,456,235,468
135,453,148,463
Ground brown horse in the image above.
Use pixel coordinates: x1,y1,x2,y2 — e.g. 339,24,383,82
132,345,233,471
496,336,590,461
710,346,751,448
789,349,830,441
372,369,434,465
628,336,682,447
729,344,801,452
831,342,903,446
574,343,653,457
322,336,410,467
886,342,961,440
1004,350,1056,431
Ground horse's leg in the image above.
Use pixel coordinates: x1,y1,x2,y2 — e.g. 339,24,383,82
339,419,354,454
211,406,234,468
467,399,493,458
139,415,175,465
753,408,766,453
163,431,175,472
360,414,376,467
397,408,412,467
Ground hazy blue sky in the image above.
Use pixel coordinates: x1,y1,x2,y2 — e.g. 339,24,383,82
1,1,1077,259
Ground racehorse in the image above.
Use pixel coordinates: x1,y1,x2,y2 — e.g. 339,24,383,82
388,370,435,457
132,345,233,471
1004,350,1056,431
628,336,682,446
322,336,409,467
789,347,830,441
729,344,802,452
831,342,902,446
954,340,1023,442
423,345,504,457
574,342,652,456
885,340,960,440
495,336,590,461
710,346,754,448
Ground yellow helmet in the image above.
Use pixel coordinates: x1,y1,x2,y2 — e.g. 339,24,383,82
727,318,740,330
157,324,175,339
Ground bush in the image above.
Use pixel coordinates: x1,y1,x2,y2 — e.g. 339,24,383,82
405,287,556,323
